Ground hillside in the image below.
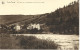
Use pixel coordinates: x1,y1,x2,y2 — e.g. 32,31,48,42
0,15,34,24
0,14,47,25
45,1,79,34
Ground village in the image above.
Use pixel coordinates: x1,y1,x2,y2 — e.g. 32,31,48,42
0,23,47,34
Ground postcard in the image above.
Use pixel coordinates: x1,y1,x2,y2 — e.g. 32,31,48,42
0,0,79,50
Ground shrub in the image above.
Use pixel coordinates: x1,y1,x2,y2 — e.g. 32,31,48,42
16,35,58,49
0,34,58,49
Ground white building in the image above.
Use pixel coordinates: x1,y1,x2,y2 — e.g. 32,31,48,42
14,24,21,31
27,23,41,30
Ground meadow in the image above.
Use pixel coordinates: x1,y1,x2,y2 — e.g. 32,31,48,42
0,34,57,49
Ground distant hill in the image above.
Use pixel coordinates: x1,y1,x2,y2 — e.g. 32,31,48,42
0,15,27,24
0,13,48,25
0,15,39,24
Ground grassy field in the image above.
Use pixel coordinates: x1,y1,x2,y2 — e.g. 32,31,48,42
0,34,57,49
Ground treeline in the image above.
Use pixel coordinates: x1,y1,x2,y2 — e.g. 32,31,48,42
44,1,79,34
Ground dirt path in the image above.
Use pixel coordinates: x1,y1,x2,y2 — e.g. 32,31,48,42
14,34,79,50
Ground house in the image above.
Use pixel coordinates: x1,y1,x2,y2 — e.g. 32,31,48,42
27,23,41,30
14,24,21,31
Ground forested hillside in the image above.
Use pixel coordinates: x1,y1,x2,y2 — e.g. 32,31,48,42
45,1,79,34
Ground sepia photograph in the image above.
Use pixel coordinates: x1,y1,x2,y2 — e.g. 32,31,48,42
0,0,79,50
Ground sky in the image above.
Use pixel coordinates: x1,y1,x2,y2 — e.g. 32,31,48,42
0,0,77,15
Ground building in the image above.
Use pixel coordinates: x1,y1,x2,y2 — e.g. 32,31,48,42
27,23,41,30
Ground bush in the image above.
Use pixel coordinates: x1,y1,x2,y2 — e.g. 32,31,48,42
16,35,58,49
0,34,58,49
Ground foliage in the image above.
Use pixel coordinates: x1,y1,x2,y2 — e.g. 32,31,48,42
45,1,79,35
0,34,58,49
16,35,58,49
